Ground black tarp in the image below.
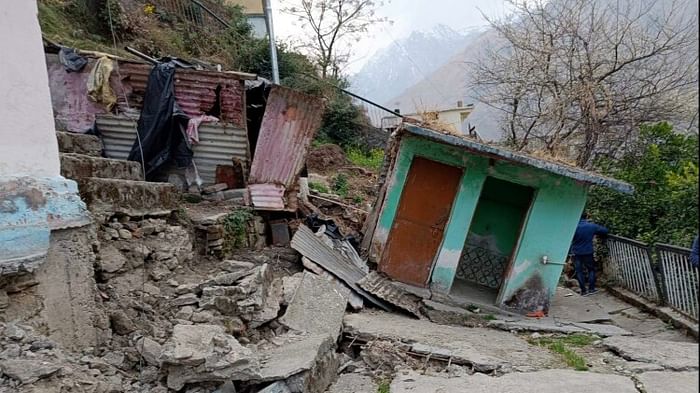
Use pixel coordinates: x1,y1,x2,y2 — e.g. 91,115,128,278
128,62,191,180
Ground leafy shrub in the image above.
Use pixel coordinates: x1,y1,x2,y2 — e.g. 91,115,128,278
347,147,384,171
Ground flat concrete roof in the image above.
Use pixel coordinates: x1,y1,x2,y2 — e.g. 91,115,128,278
401,124,634,194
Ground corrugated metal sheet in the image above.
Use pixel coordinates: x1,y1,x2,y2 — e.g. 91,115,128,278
117,62,249,127
248,183,286,211
95,114,249,185
357,272,423,317
248,85,325,186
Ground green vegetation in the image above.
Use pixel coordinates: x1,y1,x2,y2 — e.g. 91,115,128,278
332,173,349,197
482,314,496,321
222,208,253,251
376,380,390,393
587,122,699,245
309,181,330,194
347,147,385,171
529,334,595,371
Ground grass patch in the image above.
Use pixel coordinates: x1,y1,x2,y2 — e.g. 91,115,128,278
529,334,594,371
482,314,496,321
376,380,390,393
222,208,253,251
347,147,384,171
309,181,329,194
332,174,349,197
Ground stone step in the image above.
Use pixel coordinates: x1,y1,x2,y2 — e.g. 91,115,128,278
56,131,103,157
78,177,179,217
60,153,143,182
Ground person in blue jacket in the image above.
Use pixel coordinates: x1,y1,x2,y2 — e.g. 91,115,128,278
570,212,609,296
690,236,699,268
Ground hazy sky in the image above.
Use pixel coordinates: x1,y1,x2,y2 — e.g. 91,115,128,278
272,0,513,73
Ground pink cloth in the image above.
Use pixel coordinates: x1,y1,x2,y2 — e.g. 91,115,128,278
186,115,219,144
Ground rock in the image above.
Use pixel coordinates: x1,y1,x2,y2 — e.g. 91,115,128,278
150,264,171,281
161,324,259,390
172,293,199,307
176,306,195,320
167,279,180,287
206,269,256,286
191,310,215,323
176,283,200,295
104,227,120,239
257,381,292,393
0,290,8,310
237,265,282,328
279,272,346,339
102,351,126,368
602,336,699,370
327,373,377,393
110,311,136,335
256,333,334,382
119,229,133,239
99,244,128,273
637,371,699,393
0,359,61,384
137,337,163,366
0,344,21,359
222,260,255,273
143,283,161,296
4,324,25,341
29,340,55,351
282,273,303,306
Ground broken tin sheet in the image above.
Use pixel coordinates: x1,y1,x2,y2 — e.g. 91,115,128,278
248,183,286,211
248,86,325,187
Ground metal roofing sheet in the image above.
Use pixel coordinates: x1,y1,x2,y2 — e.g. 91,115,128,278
117,62,247,127
248,183,286,211
400,124,634,194
95,114,249,185
248,85,325,186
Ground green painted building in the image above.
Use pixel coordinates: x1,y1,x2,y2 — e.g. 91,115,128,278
363,124,632,314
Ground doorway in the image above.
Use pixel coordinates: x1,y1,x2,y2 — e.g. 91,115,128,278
379,156,463,287
451,177,535,304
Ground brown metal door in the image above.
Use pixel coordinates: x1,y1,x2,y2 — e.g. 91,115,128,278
379,157,463,286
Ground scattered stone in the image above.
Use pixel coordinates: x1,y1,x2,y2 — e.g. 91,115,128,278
142,282,161,296
136,337,163,367
176,306,195,320
0,290,8,310
176,283,199,295
104,227,120,239
161,324,259,390
167,279,180,287
602,336,699,370
29,340,55,351
0,359,61,384
256,333,334,382
279,272,346,339
207,269,256,286
191,310,215,323
390,369,638,393
0,344,21,359
4,324,26,341
99,244,128,273
102,351,126,368
118,229,133,239
172,293,199,307
109,310,136,335
150,264,171,281
637,371,699,393
326,373,378,393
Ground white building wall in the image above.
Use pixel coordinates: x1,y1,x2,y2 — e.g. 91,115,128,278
0,2,60,177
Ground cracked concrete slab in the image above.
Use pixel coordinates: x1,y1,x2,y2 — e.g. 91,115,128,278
602,336,699,370
549,288,612,323
256,333,334,382
488,317,631,336
637,371,699,393
390,369,639,393
343,312,556,372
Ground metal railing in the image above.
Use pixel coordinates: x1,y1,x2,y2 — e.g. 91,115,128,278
606,235,660,302
605,235,698,321
657,244,698,321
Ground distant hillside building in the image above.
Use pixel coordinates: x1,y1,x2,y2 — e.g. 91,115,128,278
225,0,266,38
382,101,474,134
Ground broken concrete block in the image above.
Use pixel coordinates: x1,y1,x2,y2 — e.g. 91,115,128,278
637,371,699,393
0,359,61,384
4,324,26,341
136,337,163,366
282,273,304,306
176,306,195,320
237,264,282,328
279,272,346,339
285,349,340,393
109,310,136,335
326,373,378,393
99,244,128,274
256,333,334,382
301,258,363,310
161,324,260,390
602,336,699,370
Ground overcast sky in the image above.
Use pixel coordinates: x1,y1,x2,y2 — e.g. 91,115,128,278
271,0,513,73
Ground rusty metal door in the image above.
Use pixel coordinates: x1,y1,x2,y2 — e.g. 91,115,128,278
379,157,463,287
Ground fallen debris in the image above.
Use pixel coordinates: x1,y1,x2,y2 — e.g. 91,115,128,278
326,373,378,393
357,271,423,318
291,224,388,310
0,359,61,385
279,271,347,339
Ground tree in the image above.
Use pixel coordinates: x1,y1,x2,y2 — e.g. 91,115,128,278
469,0,698,167
282,0,388,78
586,122,698,245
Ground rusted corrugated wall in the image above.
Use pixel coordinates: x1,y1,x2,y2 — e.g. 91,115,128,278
247,86,325,210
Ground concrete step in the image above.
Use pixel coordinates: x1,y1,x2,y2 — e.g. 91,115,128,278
56,131,103,157
78,177,179,217
60,153,143,182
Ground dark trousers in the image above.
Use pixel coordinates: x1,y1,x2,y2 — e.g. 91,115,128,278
573,254,596,293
